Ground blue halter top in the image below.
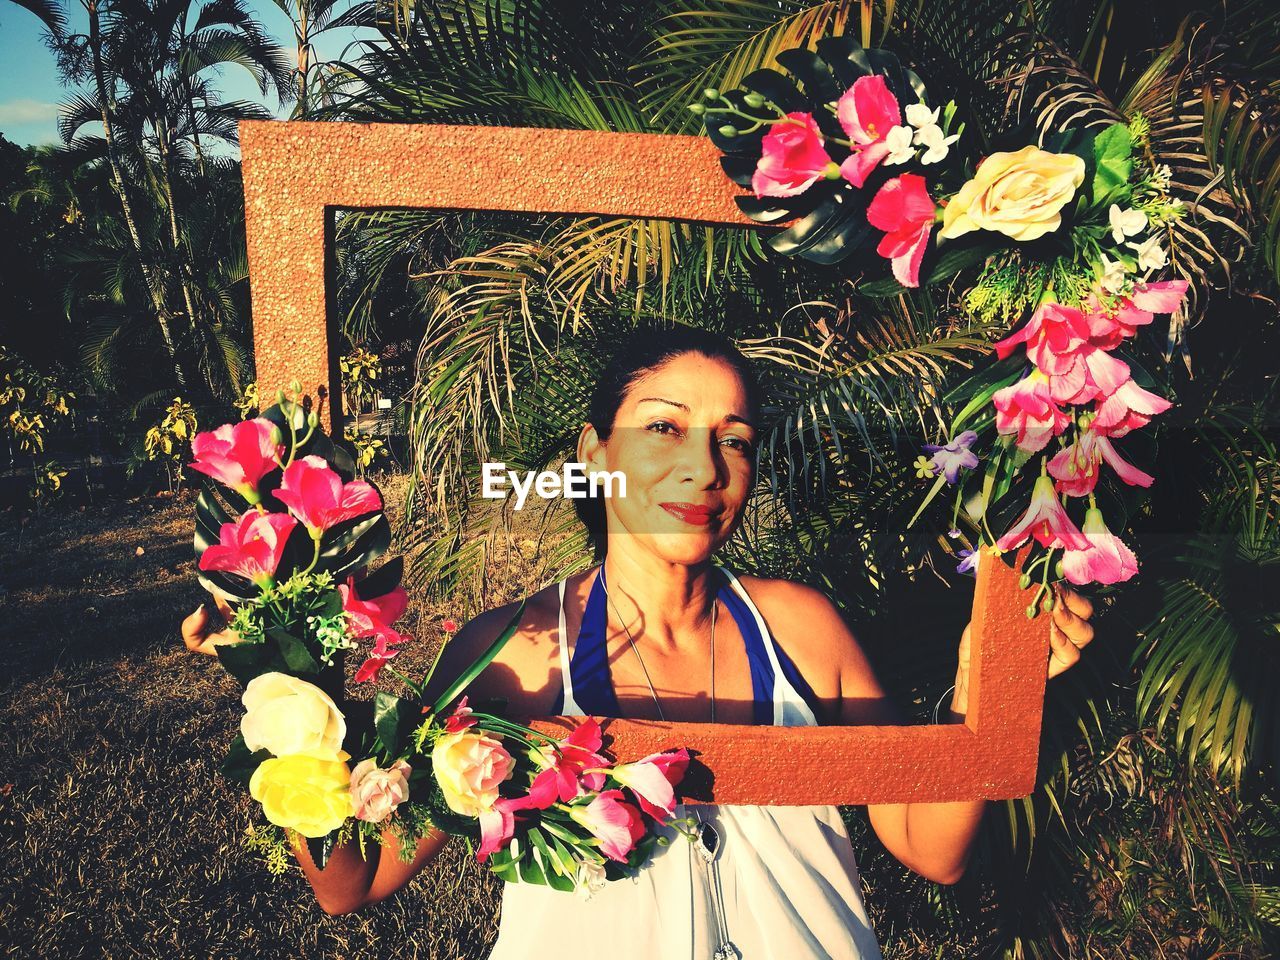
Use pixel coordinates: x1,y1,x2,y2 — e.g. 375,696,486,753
551,564,823,723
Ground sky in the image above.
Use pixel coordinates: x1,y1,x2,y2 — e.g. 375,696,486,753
0,0,377,149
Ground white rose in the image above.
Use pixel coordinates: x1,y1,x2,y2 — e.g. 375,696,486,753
240,672,346,759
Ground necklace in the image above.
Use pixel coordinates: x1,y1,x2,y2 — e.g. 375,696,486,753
599,566,719,723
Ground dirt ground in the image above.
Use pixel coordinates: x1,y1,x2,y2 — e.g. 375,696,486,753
0,485,504,959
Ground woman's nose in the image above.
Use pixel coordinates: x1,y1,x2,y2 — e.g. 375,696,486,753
678,429,723,487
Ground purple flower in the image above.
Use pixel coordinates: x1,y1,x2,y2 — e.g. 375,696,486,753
922,430,981,484
956,548,978,576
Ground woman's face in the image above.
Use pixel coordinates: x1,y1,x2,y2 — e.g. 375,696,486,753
580,351,757,567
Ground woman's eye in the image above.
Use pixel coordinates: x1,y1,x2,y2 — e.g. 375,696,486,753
721,436,754,453
646,420,682,437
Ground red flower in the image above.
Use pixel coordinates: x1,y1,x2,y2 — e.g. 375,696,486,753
527,719,610,808
353,628,409,683
866,174,936,287
994,302,1131,406
274,455,382,535
189,419,282,503
752,113,835,198
568,790,646,863
610,748,690,820
198,510,297,586
1083,280,1189,351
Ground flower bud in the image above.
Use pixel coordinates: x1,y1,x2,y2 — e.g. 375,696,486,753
1054,559,1065,579
718,125,737,138
687,103,706,116
743,92,766,108
703,88,720,100
1041,595,1055,613
1019,573,1031,589
307,411,319,429
1025,603,1038,619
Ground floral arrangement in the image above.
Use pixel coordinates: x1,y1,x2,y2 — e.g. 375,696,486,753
695,36,1189,610
190,391,690,894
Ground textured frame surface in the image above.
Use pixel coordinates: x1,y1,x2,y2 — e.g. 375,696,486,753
241,120,1050,804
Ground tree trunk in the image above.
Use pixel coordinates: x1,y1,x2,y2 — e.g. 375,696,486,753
86,0,188,389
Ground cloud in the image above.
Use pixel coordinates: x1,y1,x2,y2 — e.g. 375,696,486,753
0,98,61,126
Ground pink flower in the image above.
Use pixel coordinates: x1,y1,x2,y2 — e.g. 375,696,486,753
198,510,297,585
1091,378,1173,438
752,113,835,198
995,473,1091,553
569,790,646,863
1083,280,1189,351
432,728,515,818
836,75,902,187
476,795,536,862
349,758,412,823
340,577,408,637
1048,424,1154,497
527,720,609,808
609,748,690,821
1060,506,1139,585
274,455,382,535
189,418,282,503
993,302,1131,406
442,618,459,633
993,370,1072,453
866,174,936,287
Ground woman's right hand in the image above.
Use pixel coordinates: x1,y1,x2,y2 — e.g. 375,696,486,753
180,589,242,656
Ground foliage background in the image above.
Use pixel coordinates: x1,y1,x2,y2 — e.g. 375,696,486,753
2,0,1279,957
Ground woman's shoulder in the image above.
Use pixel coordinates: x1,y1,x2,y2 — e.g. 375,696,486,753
729,572,849,631
729,571,882,703
423,576,571,714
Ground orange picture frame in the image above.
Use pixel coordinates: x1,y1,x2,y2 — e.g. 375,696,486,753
240,119,1049,805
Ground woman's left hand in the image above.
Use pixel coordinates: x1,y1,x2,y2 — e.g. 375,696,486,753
953,583,1095,710
1044,583,1095,679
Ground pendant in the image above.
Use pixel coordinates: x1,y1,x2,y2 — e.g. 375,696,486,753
695,821,720,863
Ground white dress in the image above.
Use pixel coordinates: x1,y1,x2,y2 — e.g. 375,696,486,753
486,567,883,960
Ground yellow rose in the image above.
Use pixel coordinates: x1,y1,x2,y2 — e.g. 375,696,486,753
249,754,353,838
431,729,514,818
240,672,346,759
939,145,1085,243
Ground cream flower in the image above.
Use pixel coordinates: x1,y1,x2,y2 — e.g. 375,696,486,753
1108,204,1147,244
240,672,347,760
939,145,1085,242
883,125,916,165
916,124,959,165
1128,234,1168,272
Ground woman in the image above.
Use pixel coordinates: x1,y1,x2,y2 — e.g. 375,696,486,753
184,327,1095,958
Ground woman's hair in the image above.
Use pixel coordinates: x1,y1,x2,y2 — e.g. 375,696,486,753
575,326,763,560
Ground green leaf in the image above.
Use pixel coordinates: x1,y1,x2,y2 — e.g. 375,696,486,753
429,599,529,716
221,734,271,787
267,626,321,676
1091,122,1133,207
374,691,415,755
216,636,287,687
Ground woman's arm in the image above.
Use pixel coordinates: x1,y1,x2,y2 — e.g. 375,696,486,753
777,580,1094,884
293,827,450,916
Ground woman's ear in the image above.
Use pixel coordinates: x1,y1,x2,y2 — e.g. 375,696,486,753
578,423,605,469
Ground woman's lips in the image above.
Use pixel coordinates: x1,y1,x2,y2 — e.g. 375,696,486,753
659,502,719,526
